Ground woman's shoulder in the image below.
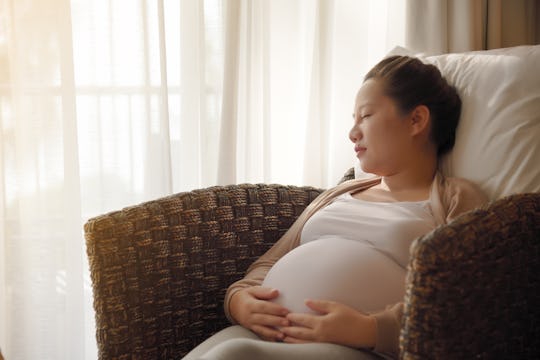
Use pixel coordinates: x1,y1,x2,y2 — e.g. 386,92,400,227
439,174,487,199
436,173,489,217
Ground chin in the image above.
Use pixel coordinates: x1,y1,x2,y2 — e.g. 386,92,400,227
359,162,376,175
359,161,394,177
360,166,387,177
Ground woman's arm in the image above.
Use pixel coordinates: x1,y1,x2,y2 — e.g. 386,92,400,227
371,303,403,357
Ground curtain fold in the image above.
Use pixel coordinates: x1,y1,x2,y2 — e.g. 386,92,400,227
486,0,539,48
0,0,90,358
217,0,240,185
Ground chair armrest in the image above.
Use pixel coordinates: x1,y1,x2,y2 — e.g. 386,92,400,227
401,193,540,359
84,183,323,359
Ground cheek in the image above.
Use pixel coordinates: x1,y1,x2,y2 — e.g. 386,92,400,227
367,127,404,159
367,125,395,147
376,121,407,144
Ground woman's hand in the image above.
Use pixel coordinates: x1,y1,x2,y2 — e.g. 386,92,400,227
229,286,290,341
281,299,377,348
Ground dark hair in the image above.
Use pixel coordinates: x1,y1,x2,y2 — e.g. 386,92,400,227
364,55,461,156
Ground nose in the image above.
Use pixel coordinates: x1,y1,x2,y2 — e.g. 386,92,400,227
349,123,362,143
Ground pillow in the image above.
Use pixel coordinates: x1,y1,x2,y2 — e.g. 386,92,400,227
357,45,540,200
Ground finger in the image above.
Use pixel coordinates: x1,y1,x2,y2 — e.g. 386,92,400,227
251,313,289,328
286,312,318,328
252,300,290,317
248,292,289,316
249,286,280,300
251,324,285,342
305,299,333,314
281,325,315,342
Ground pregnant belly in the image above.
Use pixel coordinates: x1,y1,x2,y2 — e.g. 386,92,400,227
262,238,406,314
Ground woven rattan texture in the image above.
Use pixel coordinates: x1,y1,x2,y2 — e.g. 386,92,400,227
338,167,355,184
401,192,540,359
84,183,324,359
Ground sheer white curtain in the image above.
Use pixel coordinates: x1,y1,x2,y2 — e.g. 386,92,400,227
0,0,405,359
218,0,406,186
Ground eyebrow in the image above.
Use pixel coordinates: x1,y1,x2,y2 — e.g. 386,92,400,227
355,102,375,110
352,103,376,117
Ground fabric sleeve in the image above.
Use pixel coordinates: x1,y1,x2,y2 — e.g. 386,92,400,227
371,303,403,359
444,178,489,222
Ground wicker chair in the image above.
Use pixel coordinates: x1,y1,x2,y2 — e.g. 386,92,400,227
84,176,540,359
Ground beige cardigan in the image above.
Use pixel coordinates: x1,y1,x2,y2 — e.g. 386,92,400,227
224,173,488,358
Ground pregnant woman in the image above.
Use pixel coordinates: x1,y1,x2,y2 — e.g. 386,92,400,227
183,55,487,360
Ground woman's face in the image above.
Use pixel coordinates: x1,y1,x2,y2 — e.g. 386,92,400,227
349,78,414,176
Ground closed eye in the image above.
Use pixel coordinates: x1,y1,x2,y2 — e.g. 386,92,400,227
352,113,372,121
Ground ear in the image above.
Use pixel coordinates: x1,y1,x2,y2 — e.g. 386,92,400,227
409,105,430,137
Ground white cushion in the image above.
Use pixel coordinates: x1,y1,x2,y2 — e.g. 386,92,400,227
359,45,540,200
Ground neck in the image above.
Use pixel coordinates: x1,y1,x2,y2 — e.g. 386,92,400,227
380,154,438,194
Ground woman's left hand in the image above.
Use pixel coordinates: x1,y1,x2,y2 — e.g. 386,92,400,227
281,299,377,349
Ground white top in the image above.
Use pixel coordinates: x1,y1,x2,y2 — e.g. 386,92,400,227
300,192,435,268
262,193,437,313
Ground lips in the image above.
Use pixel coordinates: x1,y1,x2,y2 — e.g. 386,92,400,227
354,145,366,154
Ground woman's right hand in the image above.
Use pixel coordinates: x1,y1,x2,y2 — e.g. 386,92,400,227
229,286,290,341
